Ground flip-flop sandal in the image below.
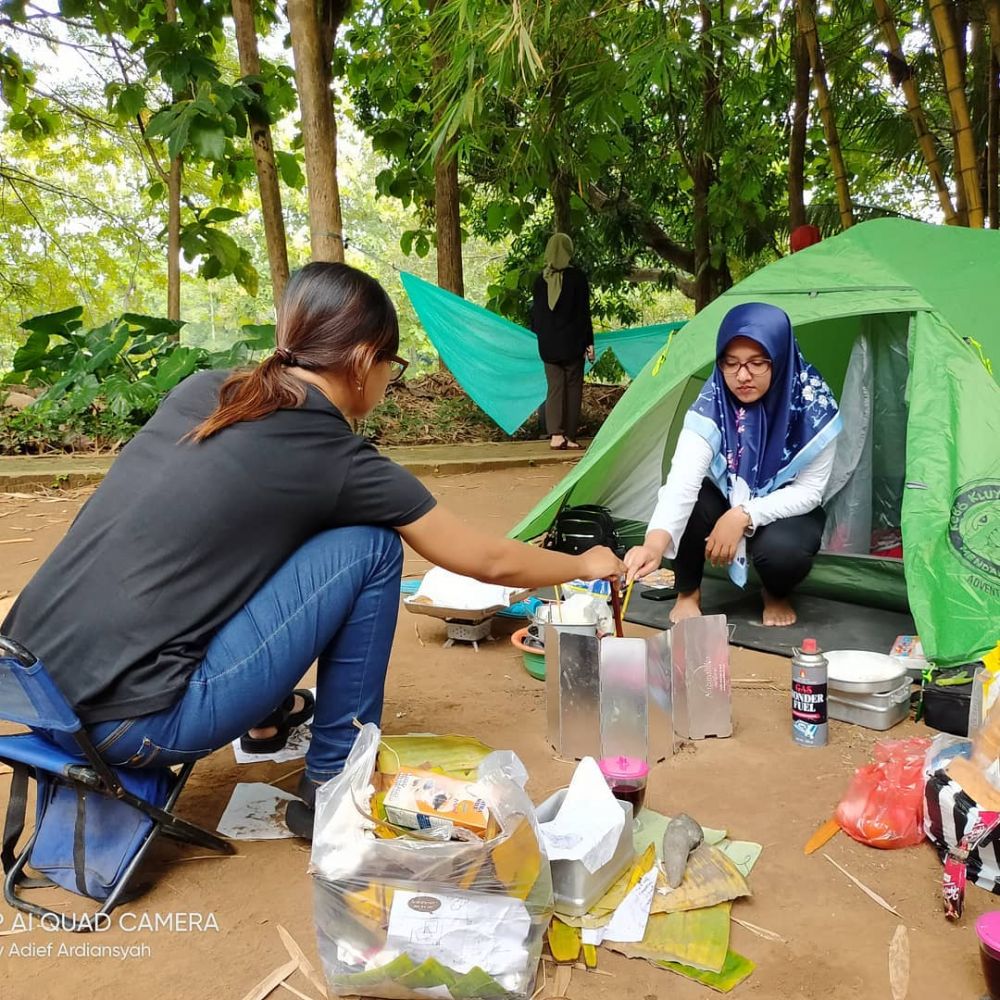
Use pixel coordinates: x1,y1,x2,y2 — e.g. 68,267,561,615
564,441,583,450
549,440,568,450
239,688,316,754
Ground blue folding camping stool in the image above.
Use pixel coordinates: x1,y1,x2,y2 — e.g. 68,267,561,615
0,635,234,931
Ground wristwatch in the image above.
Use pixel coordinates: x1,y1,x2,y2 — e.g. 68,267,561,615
739,504,756,537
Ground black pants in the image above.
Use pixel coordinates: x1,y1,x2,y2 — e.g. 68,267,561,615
543,358,585,439
673,480,826,598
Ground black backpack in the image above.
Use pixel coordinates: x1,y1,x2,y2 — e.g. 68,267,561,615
543,504,623,557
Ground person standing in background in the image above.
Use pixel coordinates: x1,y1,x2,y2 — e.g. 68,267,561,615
530,233,595,450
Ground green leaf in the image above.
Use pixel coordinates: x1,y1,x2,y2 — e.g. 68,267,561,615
151,347,203,393
121,314,186,337
275,150,304,189
19,306,84,335
201,207,242,223
189,122,226,160
399,229,417,255
11,331,51,372
485,201,508,232
235,323,275,351
232,253,259,296
201,228,241,271
114,83,146,121
414,232,430,258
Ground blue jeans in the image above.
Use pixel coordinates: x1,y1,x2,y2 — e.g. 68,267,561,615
50,526,403,783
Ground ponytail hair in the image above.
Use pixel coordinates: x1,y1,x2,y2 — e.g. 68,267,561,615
188,262,399,443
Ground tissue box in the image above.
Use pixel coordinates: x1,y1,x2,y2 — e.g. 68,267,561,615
535,788,635,916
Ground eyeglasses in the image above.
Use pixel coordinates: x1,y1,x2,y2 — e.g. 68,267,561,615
386,354,409,383
719,357,772,377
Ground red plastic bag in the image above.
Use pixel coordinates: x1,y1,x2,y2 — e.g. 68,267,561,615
835,737,932,849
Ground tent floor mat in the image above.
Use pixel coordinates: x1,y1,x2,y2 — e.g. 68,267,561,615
624,578,916,659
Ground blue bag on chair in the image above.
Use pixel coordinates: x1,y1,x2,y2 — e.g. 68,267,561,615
28,768,174,900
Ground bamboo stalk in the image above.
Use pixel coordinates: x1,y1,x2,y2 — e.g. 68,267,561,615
873,0,958,224
929,0,985,226
796,0,854,228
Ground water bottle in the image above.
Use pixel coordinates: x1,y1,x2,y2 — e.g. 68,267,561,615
792,638,828,747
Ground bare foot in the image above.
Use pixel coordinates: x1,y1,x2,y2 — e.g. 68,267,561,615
247,693,308,741
669,589,702,624
549,435,566,450
564,440,583,450
762,591,797,627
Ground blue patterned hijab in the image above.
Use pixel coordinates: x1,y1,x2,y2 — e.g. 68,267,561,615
683,303,842,584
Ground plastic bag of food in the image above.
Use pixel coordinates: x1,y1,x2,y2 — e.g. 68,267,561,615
309,724,552,999
835,737,932,849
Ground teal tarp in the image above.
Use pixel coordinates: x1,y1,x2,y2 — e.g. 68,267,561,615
400,272,684,435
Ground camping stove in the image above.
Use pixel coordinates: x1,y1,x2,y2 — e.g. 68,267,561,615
442,617,493,651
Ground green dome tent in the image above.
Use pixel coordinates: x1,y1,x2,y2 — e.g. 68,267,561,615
511,219,1000,665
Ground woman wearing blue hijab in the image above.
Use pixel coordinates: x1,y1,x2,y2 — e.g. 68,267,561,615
623,303,842,626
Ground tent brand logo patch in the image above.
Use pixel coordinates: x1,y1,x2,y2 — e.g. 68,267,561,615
949,481,1000,581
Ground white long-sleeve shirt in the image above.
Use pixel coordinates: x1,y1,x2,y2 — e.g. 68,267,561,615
646,427,836,558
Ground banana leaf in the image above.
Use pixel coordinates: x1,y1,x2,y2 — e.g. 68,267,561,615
650,844,750,914
657,949,756,992
377,734,494,779
604,902,731,973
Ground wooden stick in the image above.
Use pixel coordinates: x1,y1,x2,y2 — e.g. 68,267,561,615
239,957,298,1000
732,916,787,943
621,579,635,620
823,853,901,916
276,924,328,998
0,538,33,545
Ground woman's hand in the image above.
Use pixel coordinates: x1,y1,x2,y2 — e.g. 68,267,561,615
704,508,751,566
623,529,670,584
578,545,625,582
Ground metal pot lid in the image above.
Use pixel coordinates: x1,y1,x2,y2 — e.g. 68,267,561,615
826,650,908,691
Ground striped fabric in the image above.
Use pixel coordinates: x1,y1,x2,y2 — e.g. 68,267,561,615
924,769,1000,894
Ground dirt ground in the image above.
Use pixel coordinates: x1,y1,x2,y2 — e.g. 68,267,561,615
0,468,992,1000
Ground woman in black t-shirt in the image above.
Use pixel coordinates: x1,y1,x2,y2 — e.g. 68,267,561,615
3,262,622,839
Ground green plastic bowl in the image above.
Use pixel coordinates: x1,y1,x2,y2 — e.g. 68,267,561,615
511,627,545,681
521,649,545,681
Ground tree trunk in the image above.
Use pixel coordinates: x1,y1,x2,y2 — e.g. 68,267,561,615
987,0,1000,224
434,147,464,296
165,0,181,323
551,171,572,234
987,0,1000,64
693,2,728,312
796,0,853,228
428,0,463,297
929,0,985,226
287,0,345,261
232,0,290,306
990,54,1000,227
788,17,810,231
873,0,958,224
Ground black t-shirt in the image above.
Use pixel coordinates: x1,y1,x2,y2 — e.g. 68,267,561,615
530,267,594,364
1,370,436,724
